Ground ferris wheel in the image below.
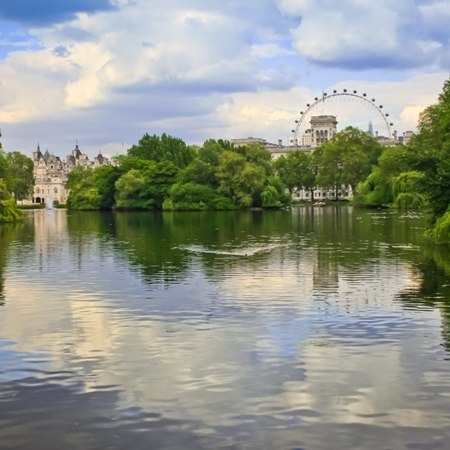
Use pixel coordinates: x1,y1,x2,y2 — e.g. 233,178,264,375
291,89,394,143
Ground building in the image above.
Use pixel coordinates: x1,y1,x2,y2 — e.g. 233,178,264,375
308,115,338,147
32,144,111,205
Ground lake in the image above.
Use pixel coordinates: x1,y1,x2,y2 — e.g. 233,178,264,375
0,206,449,450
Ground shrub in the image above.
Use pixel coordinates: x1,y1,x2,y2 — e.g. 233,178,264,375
425,211,450,244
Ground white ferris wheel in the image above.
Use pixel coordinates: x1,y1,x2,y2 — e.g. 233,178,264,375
291,89,394,143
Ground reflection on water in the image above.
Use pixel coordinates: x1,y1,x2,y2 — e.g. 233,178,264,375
0,207,449,450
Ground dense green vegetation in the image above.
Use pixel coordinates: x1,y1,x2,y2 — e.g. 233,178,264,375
67,136,291,211
0,139,32,222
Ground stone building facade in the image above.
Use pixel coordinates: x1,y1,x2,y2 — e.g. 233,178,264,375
32,144,111,205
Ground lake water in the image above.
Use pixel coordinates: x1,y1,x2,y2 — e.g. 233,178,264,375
0,207,449,450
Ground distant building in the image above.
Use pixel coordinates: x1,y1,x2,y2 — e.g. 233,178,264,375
32,144,111,205
401,131,414,145
308,115,338,147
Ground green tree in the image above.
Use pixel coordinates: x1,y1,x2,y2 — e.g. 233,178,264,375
354,145,417,207
408,78,450,219
178,159,217,187
66,167,100,210
115,169,151,209
217,151,265,207
261,176,292,208
115,160,178,210
94,165,121,209
392,171,428,210
314,127,383,199
0,179,22,222
4,151,34,200
0,149,7,182
274,151,316,199
127,133,195,168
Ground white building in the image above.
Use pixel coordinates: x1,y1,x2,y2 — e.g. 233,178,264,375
32,144,111,205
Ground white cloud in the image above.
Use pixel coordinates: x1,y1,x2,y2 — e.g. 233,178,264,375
0,1,448,156
276,0,449,70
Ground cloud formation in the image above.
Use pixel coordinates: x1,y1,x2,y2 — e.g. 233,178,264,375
0,0,448,156
277,0,450,70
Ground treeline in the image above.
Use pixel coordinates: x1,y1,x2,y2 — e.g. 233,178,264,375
66,134,291,211
0,144,34,222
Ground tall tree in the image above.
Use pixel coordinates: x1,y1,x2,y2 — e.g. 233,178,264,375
274,151,316,199
127,133,195,168
314,127,383,199
217,151,265,207
4,151,34,200
408,78,450,219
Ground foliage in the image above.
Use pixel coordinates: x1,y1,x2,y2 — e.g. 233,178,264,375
0,179,22,222
115,160,178,210
163,182,237,210
67,166,121,210
261,177,292,208
407,79,450,219
0,150,7,182
273,151,316,196
4,151,34,200
313,127,383,198
127,133,195,168
178,159,218,187
66,135,290,211
354,145,420,207
425,211,450,244
217,150,266,207
392,171,428,210
94,165,121,209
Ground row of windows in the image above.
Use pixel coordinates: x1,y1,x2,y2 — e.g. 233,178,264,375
36,188,58,194
304,191,348,197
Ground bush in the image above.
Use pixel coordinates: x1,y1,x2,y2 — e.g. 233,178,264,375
164,183,239,210
393,192,428,210
425,211,450,244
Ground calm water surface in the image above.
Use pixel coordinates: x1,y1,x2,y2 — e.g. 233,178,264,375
0,207,449,450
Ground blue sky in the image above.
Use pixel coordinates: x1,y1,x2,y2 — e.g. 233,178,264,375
0,0,449,157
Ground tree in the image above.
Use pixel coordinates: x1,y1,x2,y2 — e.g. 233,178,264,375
392,171,428,210
4,151,34,200
261,177,292,208
274,151,316,199
314,127,383,199
0,179,22,222
66,167,99,210
0,147,7,182
408,78,450,219
115,160,178,210
94,165,121,209
354,145,418,207
127,133,195,168
178,159,217,187
217,151,265,207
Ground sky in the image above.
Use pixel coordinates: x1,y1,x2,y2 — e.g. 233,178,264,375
0,0,449,158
